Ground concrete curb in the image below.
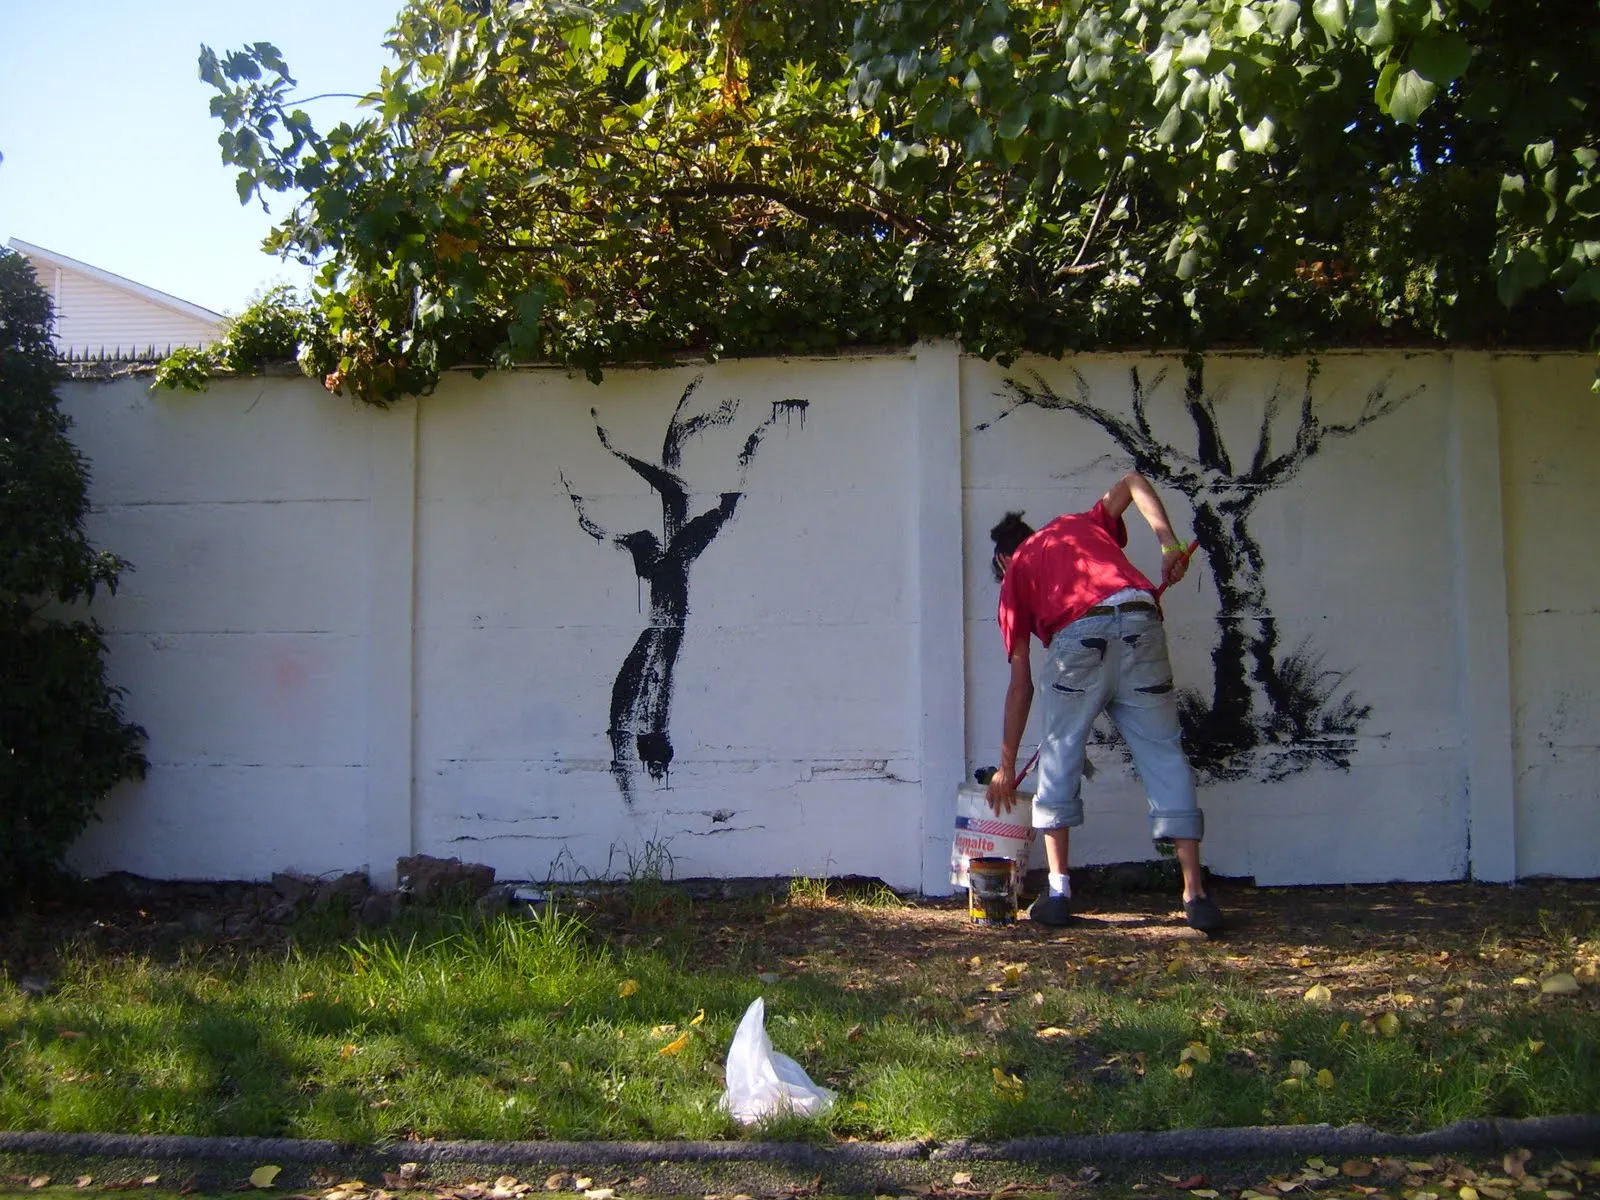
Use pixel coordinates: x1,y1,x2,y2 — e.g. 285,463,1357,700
1,1115,1597,1167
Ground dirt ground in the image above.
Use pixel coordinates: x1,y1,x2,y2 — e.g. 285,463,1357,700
603,876,1600,1016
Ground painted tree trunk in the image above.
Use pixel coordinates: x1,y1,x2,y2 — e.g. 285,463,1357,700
607,585,687,799
1185,500,1280,776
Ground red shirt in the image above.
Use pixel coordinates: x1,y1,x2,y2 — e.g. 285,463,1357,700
996,501,1156,659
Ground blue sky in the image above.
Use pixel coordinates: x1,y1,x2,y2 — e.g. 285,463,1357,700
0,0,402,315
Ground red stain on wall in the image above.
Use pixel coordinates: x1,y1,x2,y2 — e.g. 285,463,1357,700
273,651,312,692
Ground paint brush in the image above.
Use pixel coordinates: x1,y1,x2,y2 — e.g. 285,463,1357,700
1153,538,1201,601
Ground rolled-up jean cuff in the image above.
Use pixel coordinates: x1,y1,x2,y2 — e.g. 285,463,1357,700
1151,810,1204,842
1031,796,1085,831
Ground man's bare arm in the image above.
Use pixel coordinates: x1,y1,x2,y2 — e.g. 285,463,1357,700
1101,472,1189,587
987,642,1034,815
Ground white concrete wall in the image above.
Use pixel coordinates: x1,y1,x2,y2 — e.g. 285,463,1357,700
409,358,932,888
1495,356,1600,879
54,347,1598,888
63,378,384,879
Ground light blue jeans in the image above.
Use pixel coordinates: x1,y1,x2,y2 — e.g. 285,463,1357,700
1032,607,1204,842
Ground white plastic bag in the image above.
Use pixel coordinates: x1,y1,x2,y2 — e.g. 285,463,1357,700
718,997,836,1125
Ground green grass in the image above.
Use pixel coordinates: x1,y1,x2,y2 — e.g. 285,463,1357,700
3,893,1598,1144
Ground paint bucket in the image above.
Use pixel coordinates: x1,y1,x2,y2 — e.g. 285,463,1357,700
950,783,1034,888
967,856,1018,925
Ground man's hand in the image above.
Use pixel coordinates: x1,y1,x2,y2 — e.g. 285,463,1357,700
1161,542,1190,589
986,765,1019,815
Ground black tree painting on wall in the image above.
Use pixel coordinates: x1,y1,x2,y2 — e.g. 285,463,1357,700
979,359,1419,782
562,377,809,802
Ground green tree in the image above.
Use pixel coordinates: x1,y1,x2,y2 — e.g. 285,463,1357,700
191,0,1597,403
0,249,148,898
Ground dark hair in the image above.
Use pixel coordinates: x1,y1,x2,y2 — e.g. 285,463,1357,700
989,511,1034,581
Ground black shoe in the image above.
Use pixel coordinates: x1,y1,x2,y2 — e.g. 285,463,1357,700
1184,894,1225,934
1028,893,1074,927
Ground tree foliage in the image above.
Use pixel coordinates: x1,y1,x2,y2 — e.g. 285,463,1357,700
191,0,1598,403
0,249,148,896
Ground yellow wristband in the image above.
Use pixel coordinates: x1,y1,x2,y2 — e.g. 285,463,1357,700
1161,542,1184,554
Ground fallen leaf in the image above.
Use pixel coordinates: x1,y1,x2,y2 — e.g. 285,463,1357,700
1304,984,1333,1006
1377,1012,1401,1037
1510,977,1538,988
1037,1026,1072,1039
991,1066,1025,1101
617,979,640,998
1461,1188,1480,1200
543,1175,569,1191
1445,997,1466,1015
1343,1163,1375,1178
572,1181,592,1193
1541,973,1580,995
28,1178,49,1190
1527,1040,1545,1054
689,1009,705,1027
846,1024,863,1041
584,1191,615,1200
1504,1151,1531,1180
1173,1062,1195,1080
1002,964,1024,985
1173,1175,1206,1190
951,1175,972,1186
1191,1191,1220,1198
251,1167,283,1190
340,1044,357,1059
142,1178,161,1188
1179,1042,1211,1064
1316,1069,1336,1089
75,1177,93,1189
650,1024,678,1038
658,1030,691,1055
1288,1059,1312,1077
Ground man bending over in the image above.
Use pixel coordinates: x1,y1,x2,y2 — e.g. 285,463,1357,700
985,472,1224,933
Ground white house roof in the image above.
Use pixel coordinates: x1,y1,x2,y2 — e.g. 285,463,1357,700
8,238,225,325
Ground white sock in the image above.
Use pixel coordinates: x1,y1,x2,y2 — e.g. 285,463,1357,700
1048,872,1071,899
